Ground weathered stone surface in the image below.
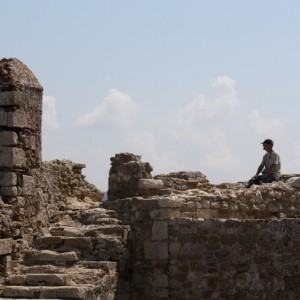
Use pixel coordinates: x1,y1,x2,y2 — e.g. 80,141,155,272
0,146,26,168
0,186,18,196
0,58,43,92
286,176,300,188
144,242,168,260
139,179,164,189
0,172,17,186
10,273,72,286
152,221,168,241
63,237,92,249
154,171,209,191
2,58,300,300
0,131,18,146
2,286,41,298
108,153,153,200
26,250,79,262
2,286,89,299
0,238,13,255
0,110,7,128
21,175,35,195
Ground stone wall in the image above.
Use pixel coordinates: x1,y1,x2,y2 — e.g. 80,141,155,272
0,159,102,247
105,153,300,299
0,59,104,293
0,58,43,199
2,57,300,299
104,184,300,299
108,153,153,200
0,58,102,241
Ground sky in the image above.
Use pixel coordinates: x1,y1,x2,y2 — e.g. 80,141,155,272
1,0,300,190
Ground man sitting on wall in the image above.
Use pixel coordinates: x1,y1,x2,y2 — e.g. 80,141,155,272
247,139,281,188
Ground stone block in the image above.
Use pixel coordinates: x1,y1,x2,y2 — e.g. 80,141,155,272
196,209,214,219
152,287,169,298
150,208,180,220
152,221,168,241
0,91,27,106
27,250,79,262
11,274,72,286
2,286,41,298
144,242,168,260
21,175,35,195
0,110,8,126
286,177,300,188
0,172,17,186
0,131,18,146
0,147,27,168
40,286,89,299
8,110,30,128
63,237,92,249
152,268,169,288
38,236,63,247
180,212,195,218
158,197,185,208
202,199,211,209
3,255,12,276
0,238,13,255
0,186,18,196
139,179,164,189
133,198,159,209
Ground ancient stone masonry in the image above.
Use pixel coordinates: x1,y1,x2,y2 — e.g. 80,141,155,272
105,156,300,299
2,57,300,299
108,153,154,200
0,58,43,200
0,58,129,299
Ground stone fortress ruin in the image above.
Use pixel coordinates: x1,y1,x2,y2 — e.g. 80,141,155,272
1,58,300,299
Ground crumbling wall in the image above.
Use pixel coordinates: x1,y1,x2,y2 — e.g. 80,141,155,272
0,59,103,285
105,153,300,299
2,57,300,299
108,153,153,200
0,59,102,239
105,187,300,300
0,58,43,242
0,58,43,198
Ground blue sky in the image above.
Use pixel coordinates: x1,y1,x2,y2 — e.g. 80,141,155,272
1,0,300,190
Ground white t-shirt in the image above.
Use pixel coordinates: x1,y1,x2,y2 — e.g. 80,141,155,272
261,149,281,180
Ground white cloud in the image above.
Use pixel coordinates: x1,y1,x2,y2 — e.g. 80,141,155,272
46,76,294,188
42,96,59,129
167,75,239,139
211,76,239,112
248,110,288,136
125,131,180,174
77,89,141,128
283,142,300,173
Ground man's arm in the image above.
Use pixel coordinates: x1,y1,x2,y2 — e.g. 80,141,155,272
253,163,264,178
261,164,277,178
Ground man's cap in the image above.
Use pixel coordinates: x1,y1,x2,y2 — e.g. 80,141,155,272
261,139,274,146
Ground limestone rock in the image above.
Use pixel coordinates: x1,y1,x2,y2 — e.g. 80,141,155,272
0,58,43,92
285,176,300,188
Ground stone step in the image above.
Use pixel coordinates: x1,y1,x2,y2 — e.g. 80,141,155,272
67,208,118,225
2,286,92,299
35,234,125,261
49,224,128,238
9,274,73,286
84,224,129,237
25,250,79,265
37,237,92,250
20,263,118,286
24,261,117,274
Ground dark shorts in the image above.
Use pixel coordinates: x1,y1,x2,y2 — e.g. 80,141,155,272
247,174,278,188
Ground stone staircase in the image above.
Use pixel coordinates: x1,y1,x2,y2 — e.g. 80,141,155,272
0,205,129,300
